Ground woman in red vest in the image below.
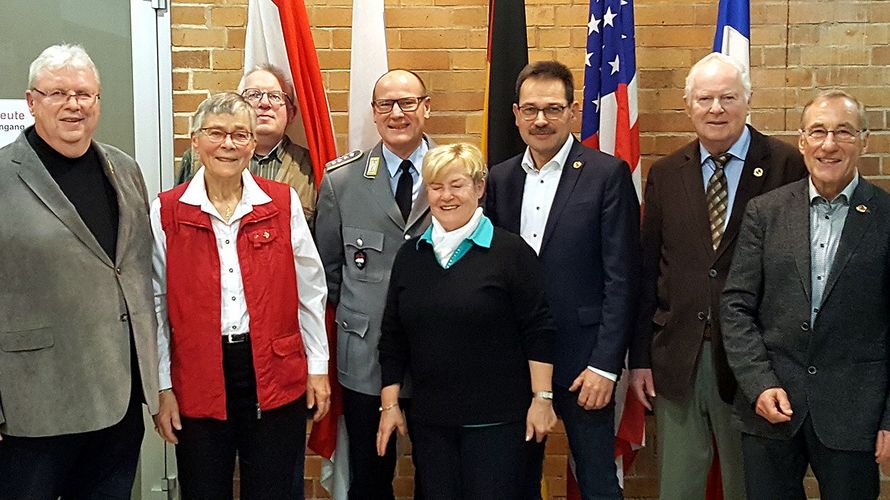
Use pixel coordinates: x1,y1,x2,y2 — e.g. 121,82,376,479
149,92,330,499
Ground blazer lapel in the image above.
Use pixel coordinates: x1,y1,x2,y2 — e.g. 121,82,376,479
540,140,584,253
94,143,130,264
364,142,405,229
716,127,770,260
788,180,812,304
820,179,875,307
13,136,113,266
678,143,714,257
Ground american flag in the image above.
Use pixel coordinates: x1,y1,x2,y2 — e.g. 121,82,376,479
569,0,645,495
581,0,641,197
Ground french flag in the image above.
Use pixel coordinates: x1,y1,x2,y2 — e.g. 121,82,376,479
713,0,750,70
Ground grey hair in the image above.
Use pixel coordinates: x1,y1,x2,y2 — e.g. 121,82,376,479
684,52,751,103
28,44,100,88
800,89,868,131
239,64,296,106
191,93,257,134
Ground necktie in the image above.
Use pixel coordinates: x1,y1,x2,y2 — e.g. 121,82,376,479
395,159,413,222
707,154,730,250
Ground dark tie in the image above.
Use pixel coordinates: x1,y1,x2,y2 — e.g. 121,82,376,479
707,154,730,250
395,159,413,222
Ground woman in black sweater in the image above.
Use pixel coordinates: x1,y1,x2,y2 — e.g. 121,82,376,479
376,143,557,499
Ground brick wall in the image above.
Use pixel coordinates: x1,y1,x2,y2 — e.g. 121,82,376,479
170,1,890,498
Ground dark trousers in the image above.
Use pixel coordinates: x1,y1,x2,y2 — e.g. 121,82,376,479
0,383,145,500
342,386,419,500
742,415,879,500
409,419,526,499
175,339,307,500
553,384,621,500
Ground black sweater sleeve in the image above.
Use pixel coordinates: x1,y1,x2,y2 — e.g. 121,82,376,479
507,235,555,364
378,243,410,389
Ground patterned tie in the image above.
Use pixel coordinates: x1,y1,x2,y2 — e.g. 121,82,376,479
707,154,730,250
395,159,413,222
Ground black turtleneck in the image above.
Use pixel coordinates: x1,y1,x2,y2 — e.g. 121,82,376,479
26,127,119,261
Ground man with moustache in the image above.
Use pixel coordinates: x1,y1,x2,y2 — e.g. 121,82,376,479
722,90,890,499
485,60,640,499
0,44,158,499
315,69,433,499
628,52,806,499
177,64,317,227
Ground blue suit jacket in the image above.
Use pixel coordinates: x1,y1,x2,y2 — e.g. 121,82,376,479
485,137,640,388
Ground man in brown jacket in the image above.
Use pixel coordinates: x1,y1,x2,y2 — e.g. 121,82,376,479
629,52,806,499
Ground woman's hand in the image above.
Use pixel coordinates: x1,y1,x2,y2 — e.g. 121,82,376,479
376,403,407,456
153,390,182,444
525,397,557,443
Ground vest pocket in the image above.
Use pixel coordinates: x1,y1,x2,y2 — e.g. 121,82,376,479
0,327,54,352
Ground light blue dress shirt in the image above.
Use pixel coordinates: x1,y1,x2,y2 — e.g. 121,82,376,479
382,141,428,203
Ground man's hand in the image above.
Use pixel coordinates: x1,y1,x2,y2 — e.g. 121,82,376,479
755,387,793,424
569,369,615,410
376,404,407,456
629,368,656,411
153,390,182,444
526,398,557,442
306,374,331,422
875,430,890,464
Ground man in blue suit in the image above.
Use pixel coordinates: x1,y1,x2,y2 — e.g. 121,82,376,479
485,60,640,499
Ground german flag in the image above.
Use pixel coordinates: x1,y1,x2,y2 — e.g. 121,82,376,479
482,0,528,166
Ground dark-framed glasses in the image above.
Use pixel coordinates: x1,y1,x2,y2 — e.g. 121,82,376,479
199,128,253,146
241,88,291,106
801,127,862,144
372,96,428,113
517,104,568,121
31,88,100,107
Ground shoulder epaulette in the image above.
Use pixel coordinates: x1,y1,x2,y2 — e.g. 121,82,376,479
326,150,363,171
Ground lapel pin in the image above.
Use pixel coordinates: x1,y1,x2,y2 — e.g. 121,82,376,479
364,157,380,178
753,167,764,177
572,160,583,170
856,204,869,213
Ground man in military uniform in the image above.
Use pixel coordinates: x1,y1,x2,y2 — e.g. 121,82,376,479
315,69,433,499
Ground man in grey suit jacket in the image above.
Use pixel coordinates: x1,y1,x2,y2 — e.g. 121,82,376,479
315,69,432,499
722,90,890,499
0,44,158,499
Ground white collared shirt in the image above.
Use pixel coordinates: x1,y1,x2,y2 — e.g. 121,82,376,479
151,168,329,389
519,135,575,254
518,135,616,382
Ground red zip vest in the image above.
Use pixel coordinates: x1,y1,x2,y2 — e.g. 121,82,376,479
159,176,307,419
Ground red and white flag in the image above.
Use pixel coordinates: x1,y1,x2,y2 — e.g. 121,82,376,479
244,1,344,496
348,0,388,151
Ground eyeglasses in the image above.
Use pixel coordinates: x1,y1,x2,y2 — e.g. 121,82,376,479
517,104,568,121
31,88,100,107
801,127,862,144
372,96,428,113
199,128,253,146
241,88,291,107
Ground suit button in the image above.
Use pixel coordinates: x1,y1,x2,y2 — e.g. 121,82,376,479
800,322,810,331
115,267,122,275
404,234,411,240
119,313,129,322
342,321,349,328
808,366,817,375
697,312,706,321
708,269,718,278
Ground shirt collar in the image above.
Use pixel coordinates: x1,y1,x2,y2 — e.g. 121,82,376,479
418,210,494,249
699,126,752,166
383,139,429,179
520,134,575,175
254,136,288,163
808,172,859,205
179,166,273,212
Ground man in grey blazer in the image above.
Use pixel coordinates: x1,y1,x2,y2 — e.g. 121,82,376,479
315,69,432,499
722,89,890,499
0,44,158,499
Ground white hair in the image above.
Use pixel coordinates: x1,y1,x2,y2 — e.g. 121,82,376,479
684,52,751,103
28,44,100,89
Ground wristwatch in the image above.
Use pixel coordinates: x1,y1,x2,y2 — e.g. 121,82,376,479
533,391,553,401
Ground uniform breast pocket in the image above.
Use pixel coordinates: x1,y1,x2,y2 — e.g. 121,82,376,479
343,226,385,283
